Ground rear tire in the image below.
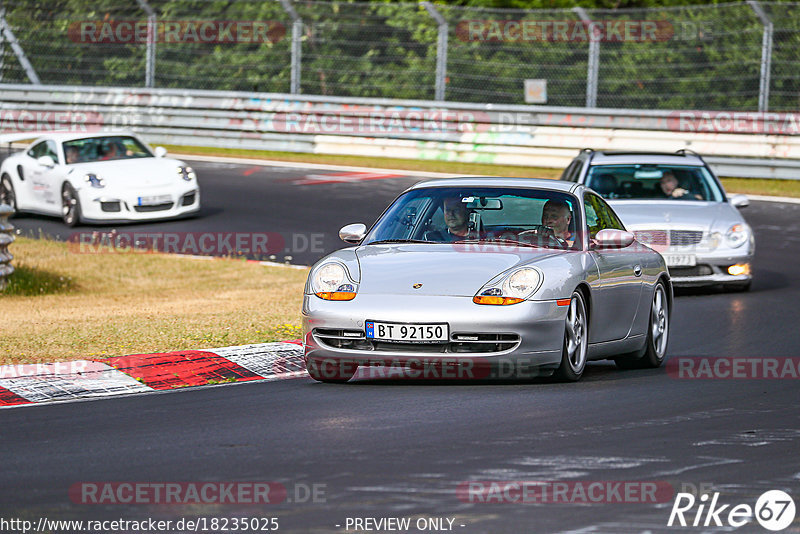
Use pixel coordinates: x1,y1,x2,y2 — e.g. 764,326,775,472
61,183,81,227
553,291,588,382
615,281,669,369
0,174,16,212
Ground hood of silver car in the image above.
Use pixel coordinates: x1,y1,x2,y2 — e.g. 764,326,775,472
354,244,558,297
608,200,741,230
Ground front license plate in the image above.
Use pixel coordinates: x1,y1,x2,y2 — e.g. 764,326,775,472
365,321,449,343
137,194,172,206
664,254,697,267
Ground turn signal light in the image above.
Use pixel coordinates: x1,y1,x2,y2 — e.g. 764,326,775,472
315,292,357,301
473,295,524,305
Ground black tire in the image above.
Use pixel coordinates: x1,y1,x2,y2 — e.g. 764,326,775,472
0,174,16,212
553,290,588,382
305,356,357,383
615,281,669,369
61,183,81,227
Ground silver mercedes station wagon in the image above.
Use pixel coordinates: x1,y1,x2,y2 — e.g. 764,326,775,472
562,150,753,290
302,177,672,383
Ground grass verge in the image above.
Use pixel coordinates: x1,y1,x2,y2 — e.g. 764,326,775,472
164,144,800,198
0,237,308,365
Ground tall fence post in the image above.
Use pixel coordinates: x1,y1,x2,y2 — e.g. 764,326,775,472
135,0,156,88
279,0,302,94
573,7,598,109
0,8,40,85
422,2,448,101
748,1,773,113
0,204,14,291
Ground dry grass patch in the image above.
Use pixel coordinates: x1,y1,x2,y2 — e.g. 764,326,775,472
0,238,308,365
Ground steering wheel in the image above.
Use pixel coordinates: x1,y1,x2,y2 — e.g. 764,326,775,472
518,226,568,249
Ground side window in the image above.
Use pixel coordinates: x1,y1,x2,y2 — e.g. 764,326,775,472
27,142,46,159
25,141,58,163
44,140,59,163
584,193,625,238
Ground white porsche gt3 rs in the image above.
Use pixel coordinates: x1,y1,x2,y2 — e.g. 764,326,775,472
0,132,200,226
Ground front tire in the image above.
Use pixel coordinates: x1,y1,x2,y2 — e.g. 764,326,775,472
554,291,588,382
615,281,669,369
61,183,81,227
0,174,16,211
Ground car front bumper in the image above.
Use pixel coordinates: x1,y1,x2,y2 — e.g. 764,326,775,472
667,250,753,287
78,186,200,223
302,293,568,379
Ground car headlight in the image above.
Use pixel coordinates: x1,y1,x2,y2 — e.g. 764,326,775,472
725,224,749,248
474,267,542,305
84,173,105,188
311,262,357,301
177,166,196,181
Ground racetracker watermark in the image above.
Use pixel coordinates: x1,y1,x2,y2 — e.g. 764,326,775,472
68,20,285,44
0,361,90,379
305,356,566,381
0,110,103,134
455,20,674,43
457,481,674,504
271,110,491,135
69,482,326,505
666,357,800,379
668,111,800,135
68,231,325,259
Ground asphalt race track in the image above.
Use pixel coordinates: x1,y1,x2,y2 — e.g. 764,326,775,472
3,159,800,533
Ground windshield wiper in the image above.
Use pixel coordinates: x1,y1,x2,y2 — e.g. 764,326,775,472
367,239,431,245
454,238,542,248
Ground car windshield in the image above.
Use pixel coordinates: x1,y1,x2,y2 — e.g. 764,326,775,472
586,164,724,202
62,136,152,164
364,187,582,250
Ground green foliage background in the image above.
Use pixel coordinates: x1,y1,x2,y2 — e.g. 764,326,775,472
1,0,797,110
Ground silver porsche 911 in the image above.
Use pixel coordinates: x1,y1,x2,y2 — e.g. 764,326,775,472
302,177,672,383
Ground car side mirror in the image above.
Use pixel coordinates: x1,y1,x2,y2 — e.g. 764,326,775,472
339,223,367,244
594,229,635,249
37,155,56,168
730,194,749,209
154,146,168,158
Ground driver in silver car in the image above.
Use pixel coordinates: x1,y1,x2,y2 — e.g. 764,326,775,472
541,199,574,242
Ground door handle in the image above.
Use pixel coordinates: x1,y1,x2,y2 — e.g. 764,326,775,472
633,264,642,277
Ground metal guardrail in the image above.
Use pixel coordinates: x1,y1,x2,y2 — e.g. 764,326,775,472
0,204,14,291
0,84,799,179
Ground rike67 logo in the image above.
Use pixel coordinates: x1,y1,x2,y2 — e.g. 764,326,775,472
668,490,795,531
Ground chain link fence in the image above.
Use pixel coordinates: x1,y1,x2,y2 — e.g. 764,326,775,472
0,0,797,111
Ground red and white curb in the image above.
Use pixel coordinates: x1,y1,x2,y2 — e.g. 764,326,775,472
0,341,306,408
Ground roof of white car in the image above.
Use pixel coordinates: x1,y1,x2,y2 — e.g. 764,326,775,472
410,176,578,192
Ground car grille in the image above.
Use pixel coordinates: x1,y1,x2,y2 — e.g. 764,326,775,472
313,329,520,354
100,201,121,212
670,230,703,246
669,265,713,277
634,230,703,247
633,230,667,246
133,202,173,213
